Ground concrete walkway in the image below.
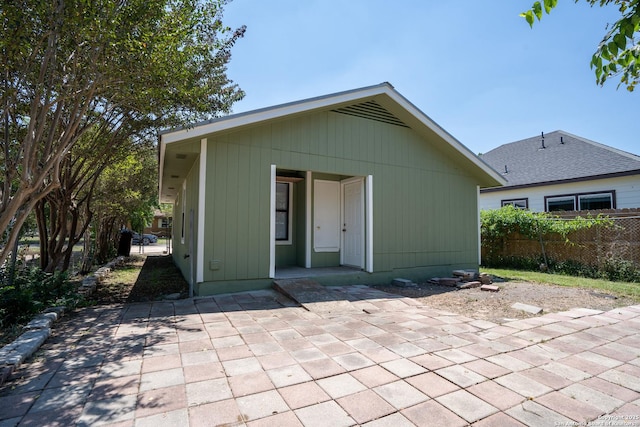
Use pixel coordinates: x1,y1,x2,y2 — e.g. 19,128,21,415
1,285,639,426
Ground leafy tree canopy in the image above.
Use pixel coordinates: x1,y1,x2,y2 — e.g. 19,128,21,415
522,0,640,91
0,0,245,267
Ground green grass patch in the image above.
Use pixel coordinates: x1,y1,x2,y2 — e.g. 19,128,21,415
107,264,142,284
482,268,640,301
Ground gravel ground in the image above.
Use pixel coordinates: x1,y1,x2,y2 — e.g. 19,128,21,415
94,254,637,324
373,279,637,324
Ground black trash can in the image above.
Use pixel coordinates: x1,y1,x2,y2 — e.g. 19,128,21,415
117,229,133,256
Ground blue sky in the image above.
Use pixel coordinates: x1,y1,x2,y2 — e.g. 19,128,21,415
222,1,637,156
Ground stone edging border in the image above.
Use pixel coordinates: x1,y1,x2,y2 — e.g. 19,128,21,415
0,256,125,387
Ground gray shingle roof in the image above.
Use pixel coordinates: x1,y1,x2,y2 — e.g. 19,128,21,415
480,130,640,188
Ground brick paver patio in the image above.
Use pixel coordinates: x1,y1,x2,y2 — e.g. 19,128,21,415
1,285,639,426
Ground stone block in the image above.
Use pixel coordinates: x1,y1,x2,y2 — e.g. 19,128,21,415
0,365,14,387
0,329,50,367
452,270,478,280
481,285,500,292
479,273,493,284
392,278,416,287
23,313,56,330
438,278,460,287
512,302,543,315
457,281,481,289
44,306,65,317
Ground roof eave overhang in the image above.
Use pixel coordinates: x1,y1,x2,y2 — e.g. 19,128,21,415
160,83,395,144
480,169,640,193
159,82,507,200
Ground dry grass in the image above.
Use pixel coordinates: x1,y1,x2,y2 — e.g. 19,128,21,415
92,255,189,304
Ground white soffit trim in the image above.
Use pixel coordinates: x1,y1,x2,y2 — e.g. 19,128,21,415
158,137,167,201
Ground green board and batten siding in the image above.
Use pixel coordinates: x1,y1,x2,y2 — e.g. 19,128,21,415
172,155,200,286
173,109,480,295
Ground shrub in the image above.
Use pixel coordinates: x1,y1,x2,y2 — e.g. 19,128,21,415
0,266,81,328
601,257,640,282
553,259,600,279
485,255,546,271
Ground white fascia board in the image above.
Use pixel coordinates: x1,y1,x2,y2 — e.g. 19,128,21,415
160,83,393,144
196,138,207,283
158,136,167,202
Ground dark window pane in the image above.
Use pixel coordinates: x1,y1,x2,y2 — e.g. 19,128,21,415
276,211,288,240
579,194,612,210
502,199,527,209
275,182,289,241
548,198,575,212
276,183,289,211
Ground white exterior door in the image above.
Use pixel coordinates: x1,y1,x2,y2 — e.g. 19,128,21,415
313,180,341,252
341,178,365,268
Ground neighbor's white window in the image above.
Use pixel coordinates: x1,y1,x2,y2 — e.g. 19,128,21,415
546,196,576,212
578,193,613,210
501,199,528,209
275,181,292,245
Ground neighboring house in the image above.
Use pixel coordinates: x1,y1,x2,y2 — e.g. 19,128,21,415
479,130,640,212
158,83,505,296
143,209,172,237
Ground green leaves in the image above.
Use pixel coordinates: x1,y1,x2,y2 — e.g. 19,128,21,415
521,0,640,91
521,10,536,27
0,0,246,269
520,0,558,27
481,206,613,266
481,205,612,244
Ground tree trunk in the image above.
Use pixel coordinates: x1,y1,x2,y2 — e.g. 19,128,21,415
96,216,117,264
80,227,93,274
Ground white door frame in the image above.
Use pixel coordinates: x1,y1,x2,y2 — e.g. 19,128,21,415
365,174,373,273
269,165,276,278
188,208,195,297
340,177,365,269
296,172,374,273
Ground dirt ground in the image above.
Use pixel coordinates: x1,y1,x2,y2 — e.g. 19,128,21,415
93,256,636,324
92,254,189,304
373,280,638,324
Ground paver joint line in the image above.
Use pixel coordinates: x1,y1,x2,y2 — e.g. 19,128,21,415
0,286,639,427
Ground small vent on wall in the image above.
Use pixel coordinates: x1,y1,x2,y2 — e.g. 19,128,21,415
332,100,409,128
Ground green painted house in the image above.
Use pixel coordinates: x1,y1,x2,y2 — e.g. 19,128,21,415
159,83,505,296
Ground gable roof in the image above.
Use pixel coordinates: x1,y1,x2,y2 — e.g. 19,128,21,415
159,82,506,202
480,130,640,192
